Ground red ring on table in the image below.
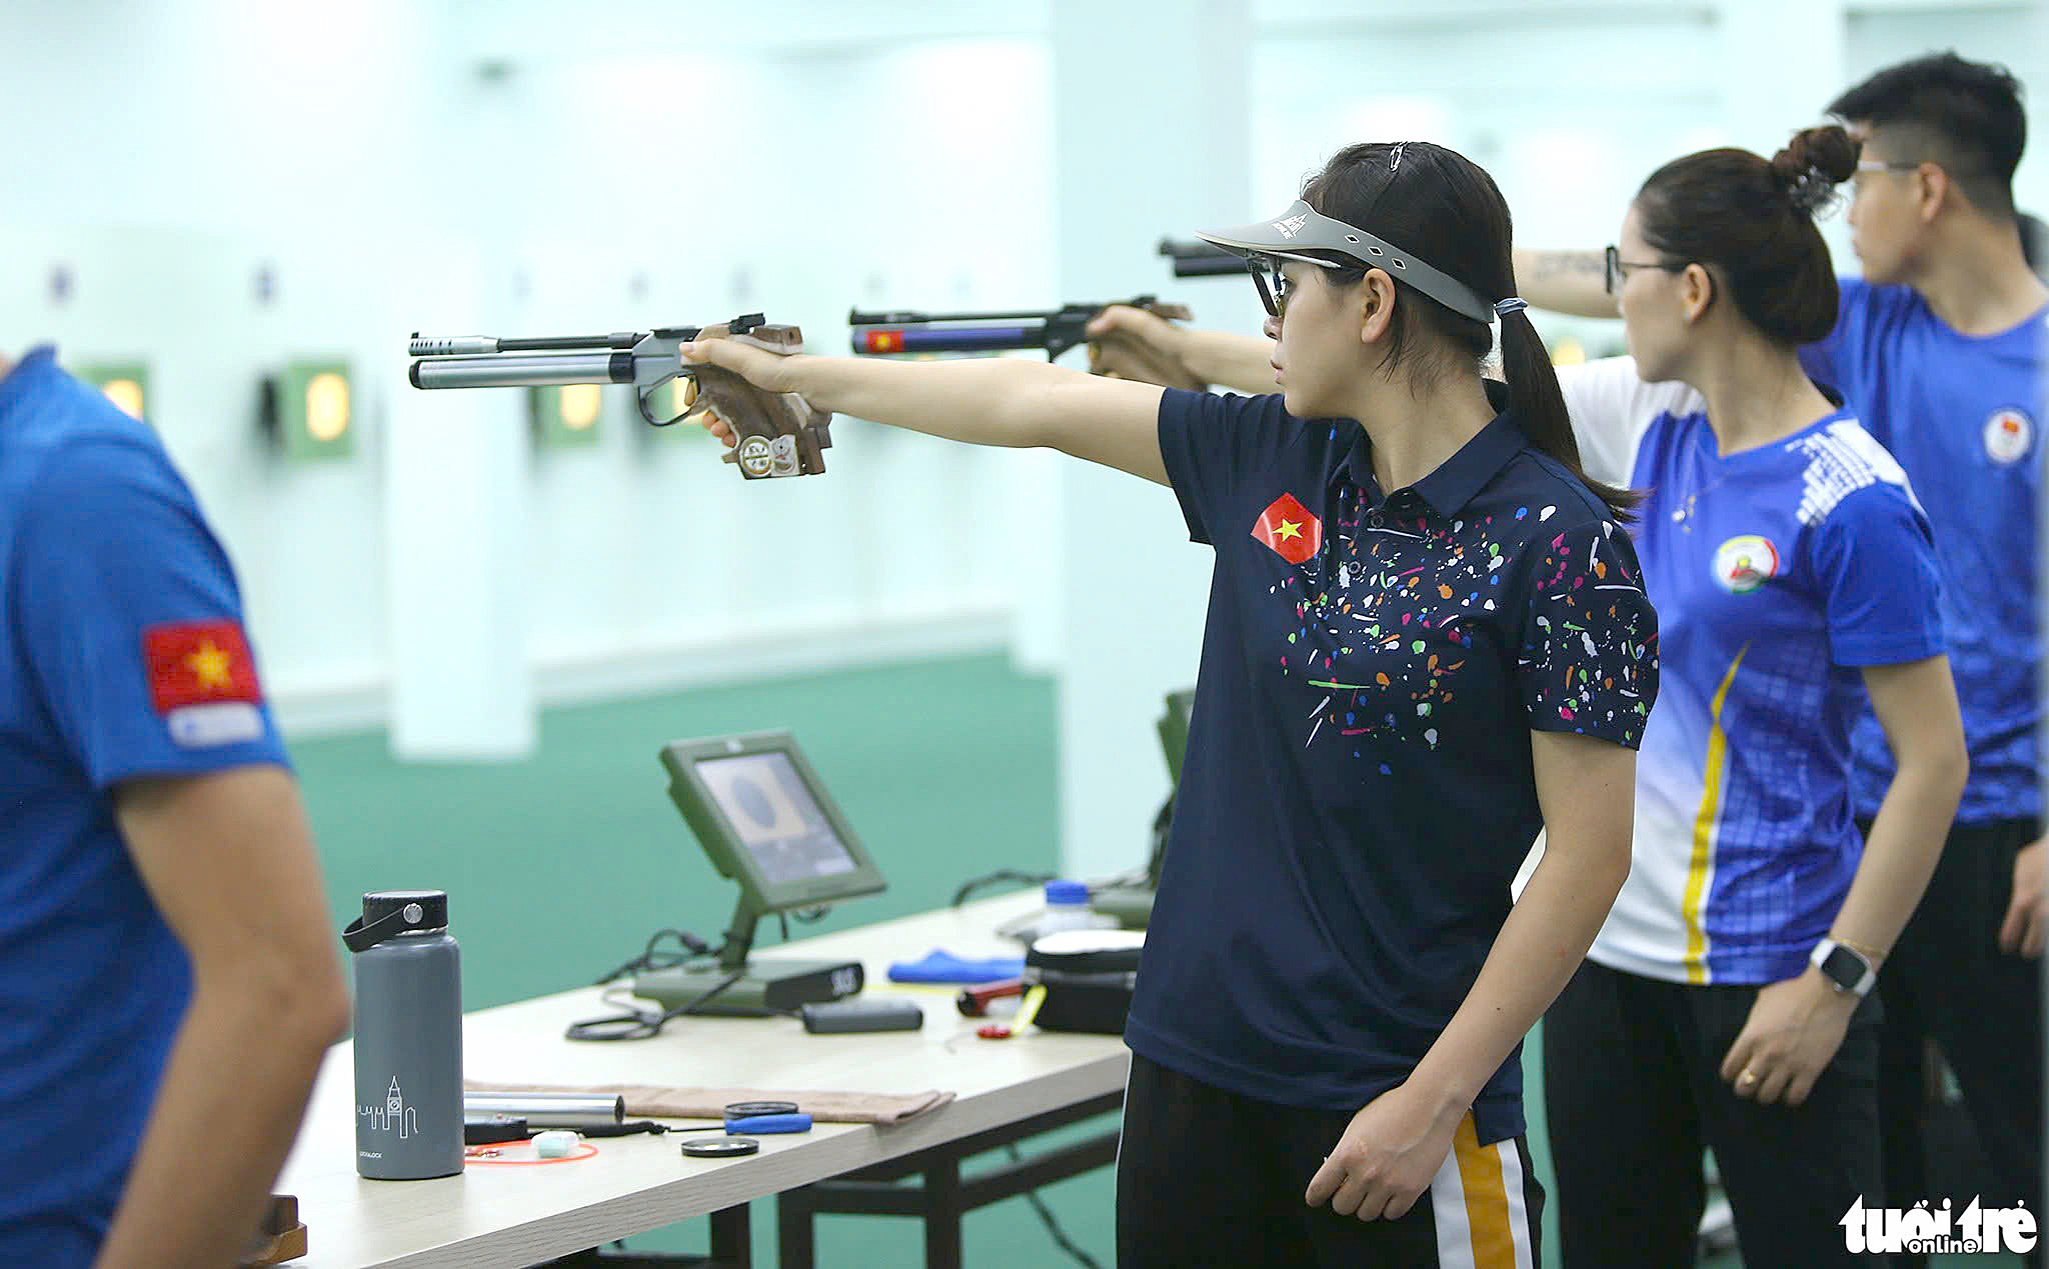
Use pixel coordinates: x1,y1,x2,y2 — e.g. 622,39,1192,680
465,1142,600,1165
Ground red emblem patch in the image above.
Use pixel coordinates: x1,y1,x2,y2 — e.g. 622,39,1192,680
1252,493,1322,564
143,620,264,714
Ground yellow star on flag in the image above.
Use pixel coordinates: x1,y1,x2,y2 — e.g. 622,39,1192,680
185,640,235,691
1275,519,1303,542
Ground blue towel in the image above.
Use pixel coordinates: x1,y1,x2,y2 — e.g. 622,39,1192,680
886,949,1025,985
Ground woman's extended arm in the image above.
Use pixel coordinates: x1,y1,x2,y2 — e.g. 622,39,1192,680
1085,305,1278,395
681,336,1170,484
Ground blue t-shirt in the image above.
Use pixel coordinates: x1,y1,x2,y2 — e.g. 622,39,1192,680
0,349,290,1263
1130,386,1658,1144
1800,280,2047,825
1561,359,1944,985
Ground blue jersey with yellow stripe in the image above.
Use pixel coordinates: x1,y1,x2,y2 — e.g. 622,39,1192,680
1560,358,1943,985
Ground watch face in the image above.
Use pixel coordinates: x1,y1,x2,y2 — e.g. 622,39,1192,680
1819,944,1868,990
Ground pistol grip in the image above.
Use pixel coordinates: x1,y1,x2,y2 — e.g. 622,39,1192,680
684,324,834,479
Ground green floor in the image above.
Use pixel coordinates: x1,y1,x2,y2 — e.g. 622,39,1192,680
293,652,2010,1267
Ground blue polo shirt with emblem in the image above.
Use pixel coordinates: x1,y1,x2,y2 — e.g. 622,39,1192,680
1800,281,2047,825
1127,386,1659,1144
1560,358,1944,986
1,348,290,1263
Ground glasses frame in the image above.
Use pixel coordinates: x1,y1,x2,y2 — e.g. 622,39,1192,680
1604,244,1685,296
1248,254,1344,319
1854,159,1923,175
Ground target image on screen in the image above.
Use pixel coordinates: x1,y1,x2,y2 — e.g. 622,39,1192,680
660,730,886,918
695,751,858,885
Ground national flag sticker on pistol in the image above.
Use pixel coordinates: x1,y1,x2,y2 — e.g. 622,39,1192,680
143,619,267,747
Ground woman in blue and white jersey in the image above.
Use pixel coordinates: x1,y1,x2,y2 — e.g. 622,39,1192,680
1543,127,1969,1268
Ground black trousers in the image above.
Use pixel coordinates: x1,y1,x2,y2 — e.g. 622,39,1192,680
1862,815,2046,1268
1544,958,1881,1269
1117,1052,1542,1268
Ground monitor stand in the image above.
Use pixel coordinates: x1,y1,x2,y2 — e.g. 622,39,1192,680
632,899,862,1015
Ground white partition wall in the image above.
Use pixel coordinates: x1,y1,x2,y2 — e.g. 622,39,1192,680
1046,0,1253,879
3,0,2043,781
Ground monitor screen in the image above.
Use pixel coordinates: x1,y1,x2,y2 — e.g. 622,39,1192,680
693,751,859,885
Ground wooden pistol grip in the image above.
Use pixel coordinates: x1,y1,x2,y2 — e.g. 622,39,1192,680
691,324,832,478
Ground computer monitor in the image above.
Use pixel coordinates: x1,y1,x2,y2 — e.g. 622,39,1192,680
1157,687,1195,784
637,731,885,1012
1090,688,1195,931
662,731,886,914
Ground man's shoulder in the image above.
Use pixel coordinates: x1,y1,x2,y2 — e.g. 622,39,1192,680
8,422,187,526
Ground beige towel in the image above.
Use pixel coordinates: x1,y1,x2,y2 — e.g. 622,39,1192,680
465,1080,954,1125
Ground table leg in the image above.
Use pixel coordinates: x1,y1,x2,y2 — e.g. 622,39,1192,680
708,1203,751,1268
776,1187,817,1269
923,1158,961,1269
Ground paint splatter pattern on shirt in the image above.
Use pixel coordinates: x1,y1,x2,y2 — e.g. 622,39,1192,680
1273,482,1656,756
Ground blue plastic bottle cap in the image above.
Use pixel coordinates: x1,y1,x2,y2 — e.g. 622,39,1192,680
1044,880,1089,906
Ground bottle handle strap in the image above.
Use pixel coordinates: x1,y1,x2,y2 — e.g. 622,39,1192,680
343,907,411,953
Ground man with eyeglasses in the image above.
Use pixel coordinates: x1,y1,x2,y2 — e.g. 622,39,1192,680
1799,53,2046,1259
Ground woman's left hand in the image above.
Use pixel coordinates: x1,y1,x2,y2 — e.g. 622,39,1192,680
1717,970,1860,1106
1303,1082,1461,1222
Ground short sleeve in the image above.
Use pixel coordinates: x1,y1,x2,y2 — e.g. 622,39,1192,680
10,441,290,789
1555,357,1702,489
1798,275,1865,391
1156,389,1299,544
1809,483,1945,667
1514,518,1660,748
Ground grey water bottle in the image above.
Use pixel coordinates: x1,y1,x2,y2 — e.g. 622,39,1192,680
344,890,464,1180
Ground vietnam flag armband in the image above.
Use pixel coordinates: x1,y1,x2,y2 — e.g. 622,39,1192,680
143,619,267,748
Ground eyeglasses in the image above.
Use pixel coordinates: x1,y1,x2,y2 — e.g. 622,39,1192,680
1604,244,1683,296
1248,255,1343,319
1855,159,1923,175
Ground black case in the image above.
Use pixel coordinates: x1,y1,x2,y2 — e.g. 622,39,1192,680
1023,933,1143,1034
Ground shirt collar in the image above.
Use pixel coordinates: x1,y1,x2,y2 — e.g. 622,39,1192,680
1340,380,1528,517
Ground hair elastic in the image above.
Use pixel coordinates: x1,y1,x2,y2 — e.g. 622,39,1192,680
1493,297,1529,318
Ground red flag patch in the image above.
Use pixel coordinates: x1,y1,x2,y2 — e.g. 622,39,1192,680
1251,492,1321,564
144,620,264,714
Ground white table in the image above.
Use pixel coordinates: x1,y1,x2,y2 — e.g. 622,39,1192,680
276,891,1130,1267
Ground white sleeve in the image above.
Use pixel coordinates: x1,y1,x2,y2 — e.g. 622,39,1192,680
1554,356,1703,488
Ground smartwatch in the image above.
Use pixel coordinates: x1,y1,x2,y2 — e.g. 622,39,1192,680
1809,938,1878,998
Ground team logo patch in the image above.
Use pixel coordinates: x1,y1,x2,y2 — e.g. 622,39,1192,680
1272,213,1308,239
1712,535,1779,594
143,620,266,747
1252,492,1321,564
1984,408,2033,465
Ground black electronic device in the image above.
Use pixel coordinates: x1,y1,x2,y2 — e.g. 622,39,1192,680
633,731,884,1015
800,998,925,1034
1089,689,1194,929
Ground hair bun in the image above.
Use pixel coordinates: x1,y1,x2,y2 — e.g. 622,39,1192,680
1770,125,1860,216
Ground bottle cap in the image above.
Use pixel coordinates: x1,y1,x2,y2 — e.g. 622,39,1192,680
344,890,449,952
1044,880,1089,906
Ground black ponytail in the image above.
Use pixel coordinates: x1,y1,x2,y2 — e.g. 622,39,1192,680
1497,308,1636,519
1304,142,1638,522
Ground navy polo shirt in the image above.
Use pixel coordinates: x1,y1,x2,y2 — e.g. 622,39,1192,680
1127,387,1659,1144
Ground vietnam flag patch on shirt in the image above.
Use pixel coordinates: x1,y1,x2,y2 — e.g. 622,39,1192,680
1252,492,1321,564
143,619,266,748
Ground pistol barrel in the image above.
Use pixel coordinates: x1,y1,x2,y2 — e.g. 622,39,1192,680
409,351,635,390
